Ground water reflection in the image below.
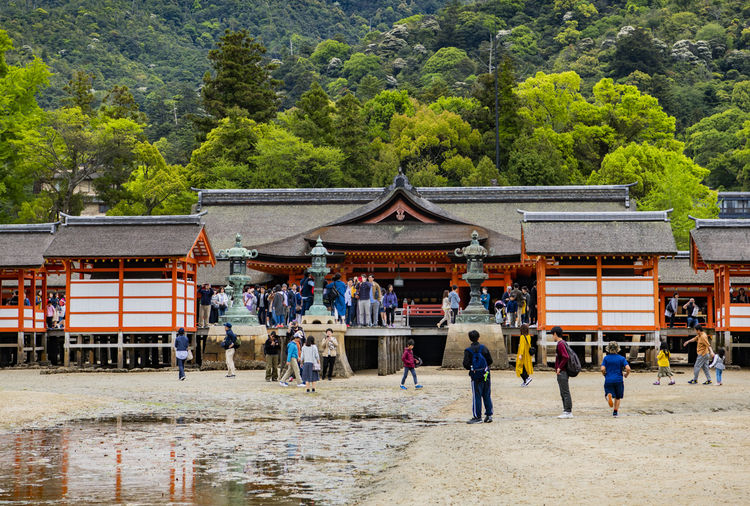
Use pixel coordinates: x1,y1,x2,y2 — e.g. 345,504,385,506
0,414,433,504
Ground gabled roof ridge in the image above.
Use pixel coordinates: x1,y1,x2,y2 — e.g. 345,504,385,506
194,184,634,208
60,212,206,227
0,223,58,234
519,210,671,222
326,186,468,226
691,216,750,229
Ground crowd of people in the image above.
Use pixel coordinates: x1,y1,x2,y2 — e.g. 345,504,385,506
196,272,403,328
1,289,66,330
195,275,546,331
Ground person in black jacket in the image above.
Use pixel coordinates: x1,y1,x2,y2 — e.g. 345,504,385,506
222,322,237,378
264,331,281,381
463,330,494,424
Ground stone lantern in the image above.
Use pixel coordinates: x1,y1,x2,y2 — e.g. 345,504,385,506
218,233,259,326
304,236,332,317
454,230,493,324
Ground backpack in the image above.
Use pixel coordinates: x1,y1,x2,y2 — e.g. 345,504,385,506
563,341,581,377
469,345,489,381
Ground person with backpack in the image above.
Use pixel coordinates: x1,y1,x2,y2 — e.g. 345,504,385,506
325,274,347,323
601,341,631,417
463,330,494,424
552,326,576,418
516,323,534,386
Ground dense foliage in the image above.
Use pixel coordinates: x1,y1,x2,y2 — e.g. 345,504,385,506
4,0,750,245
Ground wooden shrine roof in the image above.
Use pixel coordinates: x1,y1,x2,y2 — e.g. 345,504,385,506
249,223,521,261
690,218,750,264
520,210,677,256
658,254,714,285
45,214,214,261
0,223,57,268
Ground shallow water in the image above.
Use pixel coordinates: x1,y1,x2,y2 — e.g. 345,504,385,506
0,414,442,505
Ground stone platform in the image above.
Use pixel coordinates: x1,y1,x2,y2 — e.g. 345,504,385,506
441,323,508,369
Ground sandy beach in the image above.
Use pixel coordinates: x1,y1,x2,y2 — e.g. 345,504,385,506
1,366,748,504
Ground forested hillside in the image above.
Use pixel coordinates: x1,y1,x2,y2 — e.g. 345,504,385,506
2,0,750,246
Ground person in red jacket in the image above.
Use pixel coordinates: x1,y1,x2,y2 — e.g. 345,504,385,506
399,339,423,390
553,326,573,419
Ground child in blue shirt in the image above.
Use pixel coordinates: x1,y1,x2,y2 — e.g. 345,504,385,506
601,341,631,417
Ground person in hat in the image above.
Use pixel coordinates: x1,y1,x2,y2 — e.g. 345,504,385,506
600,341,631,417
222,322,237,378
174,327,190,381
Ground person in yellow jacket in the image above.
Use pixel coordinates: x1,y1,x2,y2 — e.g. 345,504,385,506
516,323,534,386
653,340,675,385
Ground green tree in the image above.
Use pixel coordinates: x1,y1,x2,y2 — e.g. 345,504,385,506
281,82,335,146
109,140,195,215
389,105,482,185
685,108,750,189
201,30,280,126
588,142,718,248
609,28,665,78
100,85,147,123
310,39,351,66
188,110,259,189
22,107,143,219
251,124,345,188
62,70,96,116
462,155,506,186
363,89,416,140
0,29,49,222
342,52,382,83
357,74,384,102
333,93,373,185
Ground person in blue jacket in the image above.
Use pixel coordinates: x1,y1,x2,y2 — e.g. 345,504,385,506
279,332,303,387
174,327,190,381
325,273,348,324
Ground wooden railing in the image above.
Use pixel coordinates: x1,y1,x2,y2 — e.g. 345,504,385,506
404,303,445,327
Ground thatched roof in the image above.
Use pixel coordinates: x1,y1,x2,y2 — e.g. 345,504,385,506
0,224,57,268
196,184,632,207
521,210,677,255
45,214,210,259
690,218,750,264
659,254,714,285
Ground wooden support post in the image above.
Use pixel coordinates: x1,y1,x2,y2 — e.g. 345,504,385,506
378,336,387,376
17,331,24,365
629,334,641,362
644,332,657,366
64,332,70,367
724,331,732,365
41,332,47,363
117,332,124,369
592,331,604,366
170,331,177,367
538,330,547,367
584,334,592,364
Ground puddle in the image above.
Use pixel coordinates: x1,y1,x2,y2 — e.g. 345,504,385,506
0,414,442,504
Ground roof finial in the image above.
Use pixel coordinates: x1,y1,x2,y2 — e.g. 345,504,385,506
389,166,414,192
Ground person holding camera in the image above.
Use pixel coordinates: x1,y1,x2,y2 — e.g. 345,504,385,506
264,331,281,382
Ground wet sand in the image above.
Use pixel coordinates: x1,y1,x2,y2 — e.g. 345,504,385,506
1,367,749,503
363,368,750,505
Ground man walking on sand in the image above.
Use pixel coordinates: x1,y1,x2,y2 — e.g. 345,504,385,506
684,324,714,384
463,330,493,424
552,326,573,418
